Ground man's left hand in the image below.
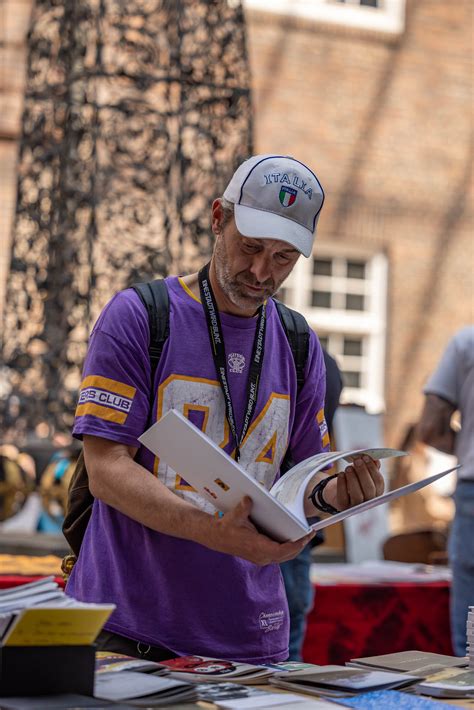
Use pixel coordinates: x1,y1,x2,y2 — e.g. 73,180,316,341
324,455,384,511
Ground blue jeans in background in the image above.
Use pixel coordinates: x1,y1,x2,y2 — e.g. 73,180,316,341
449,479,474,656
280,544,314,661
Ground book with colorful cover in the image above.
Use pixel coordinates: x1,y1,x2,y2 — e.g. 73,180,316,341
156,655,273,684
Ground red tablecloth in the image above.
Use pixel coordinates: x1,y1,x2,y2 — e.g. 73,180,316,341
302,581,453,665
1,576,453,665
0,575,65,589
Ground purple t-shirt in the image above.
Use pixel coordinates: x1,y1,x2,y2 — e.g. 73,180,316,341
67,276,328,663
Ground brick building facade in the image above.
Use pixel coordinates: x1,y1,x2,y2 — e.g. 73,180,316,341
245,0,473,448
1,0,472,449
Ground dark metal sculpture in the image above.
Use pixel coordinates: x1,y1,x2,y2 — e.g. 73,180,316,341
1,0,253,438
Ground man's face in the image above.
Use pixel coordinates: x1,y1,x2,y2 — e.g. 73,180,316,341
212,213,301,314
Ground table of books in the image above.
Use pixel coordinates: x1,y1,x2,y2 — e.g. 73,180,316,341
0,570,473,709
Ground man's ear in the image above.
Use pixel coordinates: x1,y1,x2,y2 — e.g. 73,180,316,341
211,198,223,237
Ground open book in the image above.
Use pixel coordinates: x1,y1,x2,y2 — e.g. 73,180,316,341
139,409,459,542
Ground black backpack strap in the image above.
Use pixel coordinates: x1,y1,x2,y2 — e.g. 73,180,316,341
274,299,325,546
132,279,170,384
274,299,309,474
274,299,310,396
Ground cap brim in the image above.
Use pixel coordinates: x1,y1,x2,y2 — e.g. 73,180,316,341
234,204,314,258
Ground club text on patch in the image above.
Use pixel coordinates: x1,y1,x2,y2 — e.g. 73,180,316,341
79,387,132,413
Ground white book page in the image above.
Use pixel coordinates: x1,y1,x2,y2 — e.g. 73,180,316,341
139,409,310,542
270,448,407,521
0,581,59,604
0,589,66,613
310,465,460,532
0,575,55,597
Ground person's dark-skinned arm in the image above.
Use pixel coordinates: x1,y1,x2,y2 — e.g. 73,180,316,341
417,393,456,455
84,434,315,566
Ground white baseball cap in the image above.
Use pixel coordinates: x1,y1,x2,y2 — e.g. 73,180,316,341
223,154,324,258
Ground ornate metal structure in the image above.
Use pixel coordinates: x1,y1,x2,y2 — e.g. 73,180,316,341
1,0,253,438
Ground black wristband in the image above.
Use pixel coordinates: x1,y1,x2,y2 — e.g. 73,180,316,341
309,474,339,515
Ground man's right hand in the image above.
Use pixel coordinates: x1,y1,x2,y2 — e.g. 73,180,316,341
203,496,315,566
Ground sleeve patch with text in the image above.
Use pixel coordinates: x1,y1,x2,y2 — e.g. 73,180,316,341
75,375,136,424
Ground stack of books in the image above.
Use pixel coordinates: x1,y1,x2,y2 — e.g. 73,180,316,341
0,575,65,637
93,653,321,707
0,576,116,696
347,650,468,676
94,671,199,706
0,576,115,646
414,668,474,699
346,649,474,701
468,605,474,668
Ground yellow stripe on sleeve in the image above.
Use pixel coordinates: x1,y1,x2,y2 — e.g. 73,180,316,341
75,402,128,424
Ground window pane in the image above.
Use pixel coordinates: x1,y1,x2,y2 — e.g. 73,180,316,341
346,260,366,279
343,337,363,356
345,293,365,311
312,291,331,308
313,258,332,276
360,0,379,7
343,371,361,388
318,335,329,350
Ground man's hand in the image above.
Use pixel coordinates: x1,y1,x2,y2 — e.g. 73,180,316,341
204,496,315,566
323,455,384,511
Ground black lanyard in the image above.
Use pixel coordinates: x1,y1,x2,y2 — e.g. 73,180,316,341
198,263,266,462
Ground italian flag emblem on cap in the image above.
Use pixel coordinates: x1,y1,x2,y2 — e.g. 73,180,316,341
279,186,297,207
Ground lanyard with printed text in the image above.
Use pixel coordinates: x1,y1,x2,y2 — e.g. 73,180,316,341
198,263,266,462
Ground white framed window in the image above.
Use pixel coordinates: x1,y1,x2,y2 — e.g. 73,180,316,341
242,0,406,36
279,248,388,413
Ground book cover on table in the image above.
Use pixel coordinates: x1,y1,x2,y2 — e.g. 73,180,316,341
269,665,421,697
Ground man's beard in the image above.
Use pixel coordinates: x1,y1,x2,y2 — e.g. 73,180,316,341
213,236,281,311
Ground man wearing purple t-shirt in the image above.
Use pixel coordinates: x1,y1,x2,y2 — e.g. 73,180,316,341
67,154,384,663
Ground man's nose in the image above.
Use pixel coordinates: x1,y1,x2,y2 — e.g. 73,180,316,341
249,253,272,283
